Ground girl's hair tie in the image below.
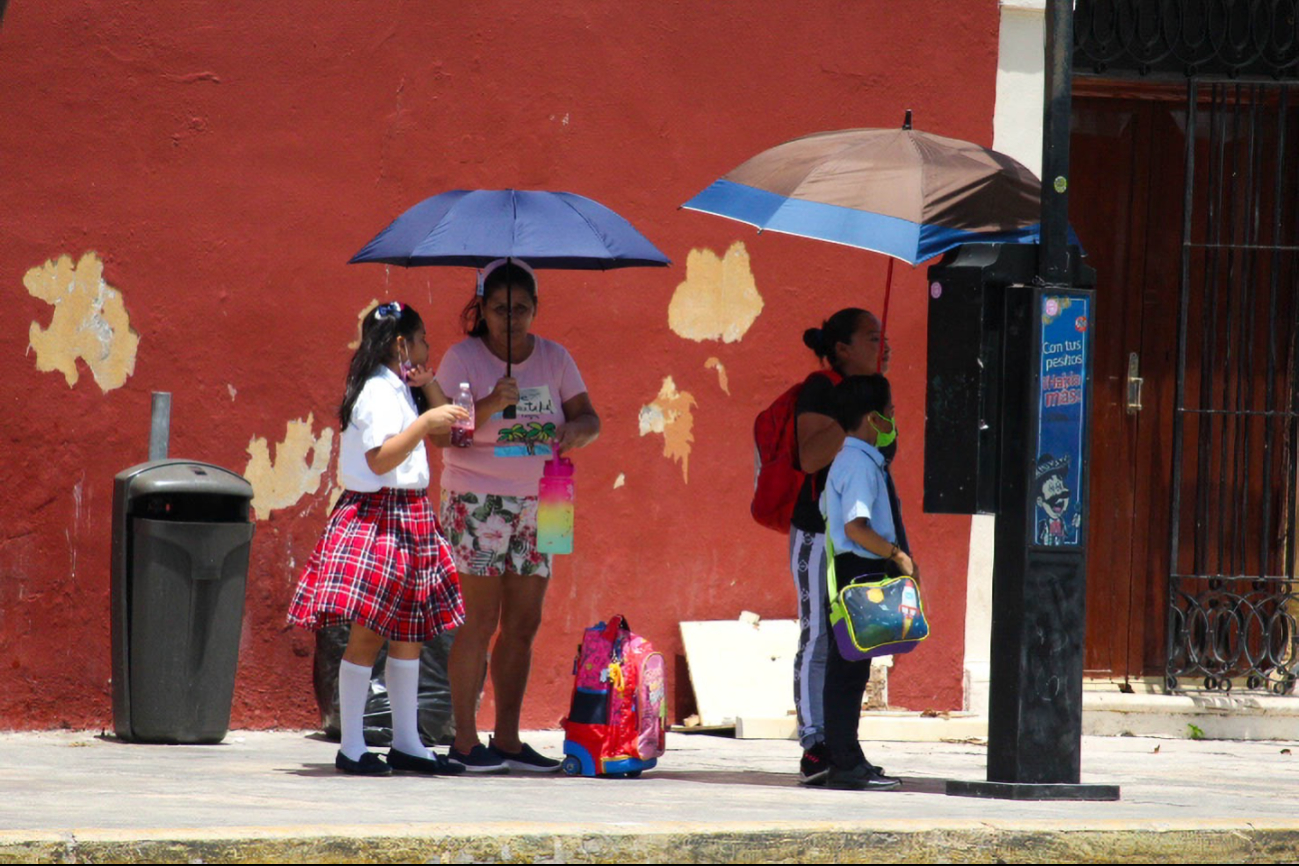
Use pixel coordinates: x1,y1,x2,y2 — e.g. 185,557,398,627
374,301,403,319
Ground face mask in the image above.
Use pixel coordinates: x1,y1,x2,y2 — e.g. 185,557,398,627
879,437,899,464
398,341,414,382
869,413,898,450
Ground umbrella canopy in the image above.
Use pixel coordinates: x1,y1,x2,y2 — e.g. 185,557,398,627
349,189,671,270
681,125,1046,265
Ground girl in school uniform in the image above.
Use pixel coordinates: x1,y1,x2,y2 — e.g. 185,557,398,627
288,301,471,776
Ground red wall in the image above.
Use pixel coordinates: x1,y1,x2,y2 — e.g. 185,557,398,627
0,1,998,730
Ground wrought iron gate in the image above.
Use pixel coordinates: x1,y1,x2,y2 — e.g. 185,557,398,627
1167,80,1299,694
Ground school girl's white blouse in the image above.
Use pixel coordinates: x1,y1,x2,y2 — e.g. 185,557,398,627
338,365,430,492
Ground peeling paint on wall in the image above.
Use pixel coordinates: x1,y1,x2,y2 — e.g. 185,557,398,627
638,375,697,482
350,299,382,349
613,473,626,489
667,242,764,343
244,414,335,518
25,252,140,391
704,357,731,394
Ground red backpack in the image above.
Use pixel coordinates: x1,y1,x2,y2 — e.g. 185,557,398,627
751,370,842,532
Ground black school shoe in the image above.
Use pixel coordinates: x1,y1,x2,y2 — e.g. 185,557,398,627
335,750,392,776
824,762,901,791
387,747,467,776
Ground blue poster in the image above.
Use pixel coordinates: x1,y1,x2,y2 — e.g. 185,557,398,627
1035,295,1089,548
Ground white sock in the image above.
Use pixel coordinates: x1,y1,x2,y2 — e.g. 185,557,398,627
386,655,430,758
338,659,372,761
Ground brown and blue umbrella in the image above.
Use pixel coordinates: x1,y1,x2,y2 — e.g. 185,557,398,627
681,115,1047,266
681,114,1058,358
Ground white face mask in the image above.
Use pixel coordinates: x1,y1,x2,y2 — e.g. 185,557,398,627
398,340,414,382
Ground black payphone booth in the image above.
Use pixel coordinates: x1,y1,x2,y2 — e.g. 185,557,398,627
925,243,1117,799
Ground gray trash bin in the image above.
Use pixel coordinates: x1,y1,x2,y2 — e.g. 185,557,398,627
111,460,255,743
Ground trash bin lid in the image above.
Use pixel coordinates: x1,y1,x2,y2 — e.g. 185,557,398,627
116,460,253,503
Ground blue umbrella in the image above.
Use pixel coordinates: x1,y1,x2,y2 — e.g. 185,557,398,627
349,189,670,270
350,188,669,413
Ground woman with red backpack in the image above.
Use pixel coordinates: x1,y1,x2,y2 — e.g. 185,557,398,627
789,307,898,788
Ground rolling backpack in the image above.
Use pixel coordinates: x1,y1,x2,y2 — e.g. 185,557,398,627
560,616,666,777
751,369,842,532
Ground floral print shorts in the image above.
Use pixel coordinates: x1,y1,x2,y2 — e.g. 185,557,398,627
439,490,552,578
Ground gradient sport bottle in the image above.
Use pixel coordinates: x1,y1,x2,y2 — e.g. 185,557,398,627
537,457,575,554
451,382,475,448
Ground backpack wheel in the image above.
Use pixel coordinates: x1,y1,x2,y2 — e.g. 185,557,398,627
561,755,583,776
624,770,643,779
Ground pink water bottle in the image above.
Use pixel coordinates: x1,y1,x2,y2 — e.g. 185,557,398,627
450,382,475,448
537,457,575,554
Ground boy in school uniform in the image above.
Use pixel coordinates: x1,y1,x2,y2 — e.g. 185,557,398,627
817,374,915,791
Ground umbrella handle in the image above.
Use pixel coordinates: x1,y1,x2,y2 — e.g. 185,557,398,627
503,367,516,420
503,283,517,418
878,258,894,371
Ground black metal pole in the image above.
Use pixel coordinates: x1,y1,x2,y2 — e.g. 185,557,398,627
1040,0,1074,285
947,0,1117,800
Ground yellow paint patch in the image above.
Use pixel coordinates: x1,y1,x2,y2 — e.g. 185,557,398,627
704,357,731,394
244,414,335,518
350,299,383,349
668,242,764,343
25,252,140,391
638,376,697,483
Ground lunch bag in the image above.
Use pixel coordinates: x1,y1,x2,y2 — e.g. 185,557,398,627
826,535,930,661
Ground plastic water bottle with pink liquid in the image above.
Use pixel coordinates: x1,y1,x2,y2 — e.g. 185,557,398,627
537,457,575,554
451,383,475,448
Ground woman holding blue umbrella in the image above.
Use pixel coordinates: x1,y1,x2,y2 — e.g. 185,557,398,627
431,259,600,774
349,188,666,772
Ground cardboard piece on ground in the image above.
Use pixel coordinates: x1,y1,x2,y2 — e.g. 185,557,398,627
679,614,800,727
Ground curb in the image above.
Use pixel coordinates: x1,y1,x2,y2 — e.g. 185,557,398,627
3,820,1298,864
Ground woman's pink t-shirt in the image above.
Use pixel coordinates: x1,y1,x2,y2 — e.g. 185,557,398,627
435,335,587,497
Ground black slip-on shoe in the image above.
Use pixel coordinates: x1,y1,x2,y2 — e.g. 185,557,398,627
335,750,392,776
447,743,509,774
387,747,467,776
487,739,562,773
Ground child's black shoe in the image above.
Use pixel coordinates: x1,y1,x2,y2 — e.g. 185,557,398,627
335,750,392,776
387,747,466,776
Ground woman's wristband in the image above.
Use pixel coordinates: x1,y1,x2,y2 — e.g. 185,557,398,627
887,543,900,560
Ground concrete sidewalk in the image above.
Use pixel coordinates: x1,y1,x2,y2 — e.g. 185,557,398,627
1,729,1297,863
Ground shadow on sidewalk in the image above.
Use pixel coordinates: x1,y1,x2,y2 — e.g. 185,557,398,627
615,771,950,794
274,760,951,793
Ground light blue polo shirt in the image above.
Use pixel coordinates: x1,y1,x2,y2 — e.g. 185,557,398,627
820,437,896,559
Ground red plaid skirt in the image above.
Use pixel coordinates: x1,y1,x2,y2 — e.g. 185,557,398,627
287,488,465,642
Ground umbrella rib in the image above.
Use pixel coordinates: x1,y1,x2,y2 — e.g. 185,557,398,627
904,130,928,226
555,195,616,271
510,189,519,259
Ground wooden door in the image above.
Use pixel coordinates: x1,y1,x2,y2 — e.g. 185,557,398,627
1071,89,1187,682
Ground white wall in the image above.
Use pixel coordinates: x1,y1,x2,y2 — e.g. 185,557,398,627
964,0,1046,715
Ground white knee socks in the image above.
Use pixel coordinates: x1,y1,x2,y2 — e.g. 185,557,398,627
338,659,372,761
386,655,429,758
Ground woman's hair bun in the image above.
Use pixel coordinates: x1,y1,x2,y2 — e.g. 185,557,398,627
802,327,824,354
